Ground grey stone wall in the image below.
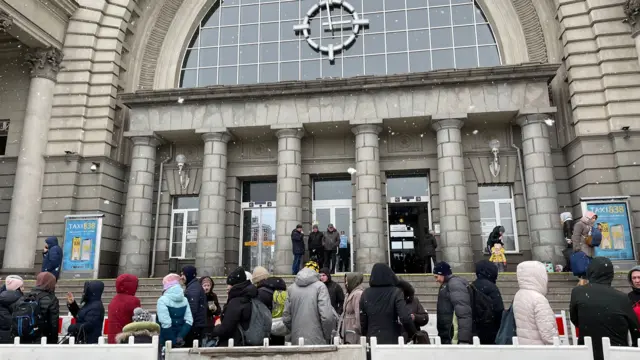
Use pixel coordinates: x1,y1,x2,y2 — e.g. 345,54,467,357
0,160,17,267
225,176,241,272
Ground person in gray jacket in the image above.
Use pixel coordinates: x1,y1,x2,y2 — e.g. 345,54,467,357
433,262,472,344
323,224,340,273
283,266,336,345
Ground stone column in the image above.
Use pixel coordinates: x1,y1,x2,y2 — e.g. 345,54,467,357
2,48,63,273
516,113,564,264
432,118,473,272
119,135,160,277
196,132,231,276
352,124,385,273
274,128,304,275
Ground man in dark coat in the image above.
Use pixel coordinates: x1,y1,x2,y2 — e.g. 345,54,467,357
67,280,105,344
291,224,304,275
323,224,340,273
471,260,504,344
42,236,63,279
320,268,345,315
307,225,325,267
415,228,437,273
570,257,640,360
359,263,416,344
182,265,207,347
433,262,472,344
106,273,141,343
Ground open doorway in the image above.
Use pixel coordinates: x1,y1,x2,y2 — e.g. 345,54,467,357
388,203,429,273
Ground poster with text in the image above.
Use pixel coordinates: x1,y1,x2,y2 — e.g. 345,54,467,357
587,202,635,261
61,218,101,278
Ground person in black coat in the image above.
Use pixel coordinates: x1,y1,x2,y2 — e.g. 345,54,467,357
0,276,24,344
415,228,438,273
396,279,429,342
181,265,207,347
210,267,258,346
360,263,416,344
24,272,59,344
255,277,287,312
485,226,505,252
471,260,504,344
628,266,640,306
67,280,105,344
291,225,305,275
307,225,325,267
42,236,63,280
570,257,640,360
320,268,345,315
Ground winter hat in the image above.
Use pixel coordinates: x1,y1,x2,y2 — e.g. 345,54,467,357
162,273,181,291
132,307,152,322
227,267,247,286
433,262,452,277
5,275,23,291
312,225,319,230
35,272,57,292
583,211,596,221
296,224,303,229
181,265,197,284
252,266,269,284
304,260,319,273
560,212,573,224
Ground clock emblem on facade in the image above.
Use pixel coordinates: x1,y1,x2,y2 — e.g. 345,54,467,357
293,0,369,61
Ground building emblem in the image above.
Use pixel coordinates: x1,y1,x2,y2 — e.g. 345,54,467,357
293,0,369,61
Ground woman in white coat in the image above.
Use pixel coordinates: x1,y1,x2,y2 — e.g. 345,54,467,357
513,261,558,345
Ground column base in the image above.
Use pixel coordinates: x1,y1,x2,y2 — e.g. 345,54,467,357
0,268,37,279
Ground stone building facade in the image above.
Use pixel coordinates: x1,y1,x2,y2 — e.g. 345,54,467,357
0,0,639,277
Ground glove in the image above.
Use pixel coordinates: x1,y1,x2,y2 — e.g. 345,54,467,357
175,337,185,348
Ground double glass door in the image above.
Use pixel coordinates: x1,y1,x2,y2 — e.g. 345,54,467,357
313,200,353,273
241,205,276,272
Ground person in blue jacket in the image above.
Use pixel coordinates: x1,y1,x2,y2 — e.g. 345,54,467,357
42,236,63,279
157,273,193,348
67,280,105,344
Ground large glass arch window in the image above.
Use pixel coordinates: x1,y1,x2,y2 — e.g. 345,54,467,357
180,0,501,88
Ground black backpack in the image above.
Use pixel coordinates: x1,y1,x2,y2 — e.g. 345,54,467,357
12,293,45,340
468,283,494,326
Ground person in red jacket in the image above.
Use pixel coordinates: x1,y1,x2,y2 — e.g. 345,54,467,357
107,274,141,343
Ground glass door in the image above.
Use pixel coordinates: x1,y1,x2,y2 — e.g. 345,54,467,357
312,200,353,273
241,206,276,272
169,209,199,259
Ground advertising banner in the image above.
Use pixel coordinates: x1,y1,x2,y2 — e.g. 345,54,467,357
61,214,104,279
582,201,635,261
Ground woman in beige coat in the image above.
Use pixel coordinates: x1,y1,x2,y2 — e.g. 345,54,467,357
339,272,365,344
572,211,596,285
513,261,558,345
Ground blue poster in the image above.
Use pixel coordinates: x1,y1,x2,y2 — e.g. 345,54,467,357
339,235,348,249
62,219,99,273
587,202,635,261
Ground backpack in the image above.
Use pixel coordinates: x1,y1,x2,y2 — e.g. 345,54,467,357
12,293,44,340
238,298,272,346
590,227,602,247
571,251,592,277
468,283,494,326
495,306,517,345
272,290,287,318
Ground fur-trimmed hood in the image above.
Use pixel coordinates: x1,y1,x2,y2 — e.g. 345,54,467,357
115,321,160,343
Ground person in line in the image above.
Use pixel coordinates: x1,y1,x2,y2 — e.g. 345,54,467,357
209,267,258,346
340,272,365,344
561,212,575,273
415,228,437,273
570,257,640,360
323,224,340,273
67,280,106,344
360,263,416,345
291,224,305,275
307,225,325,267
489,242,507,272
433,262,472,344
320,268,345,315
629,266,640,312
572,211,597,285
157,274,192,347
23,272,59,344
283,263,336,345
513,261,557,345
107,273,141,344
200,276,221,320
396,279,429,343
116,307,160,344
486,226,505,253
252,266,287,345
0,275,24,344
471,260,504,344
41,236,63,280
181,265,207,347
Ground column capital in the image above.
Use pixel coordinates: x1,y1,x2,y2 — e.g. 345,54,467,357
351,124,382,136
275,128,304,139
131,135,161,147
202,131,232,143
515,113,553,127
25,47,64,81
0,11,13,34
431,118,465,131
624,0,640,37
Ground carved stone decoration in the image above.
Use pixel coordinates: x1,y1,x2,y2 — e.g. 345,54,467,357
387,133,421,153
25,47,64,81
0,11,12,34
624,0,640,27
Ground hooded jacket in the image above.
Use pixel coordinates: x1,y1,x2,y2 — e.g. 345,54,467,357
115,321,160,344
283,267,336,345
571,257,640,360
157,284,193,346
360,263,416,345
471,260,504,344
42,236,62,279
486,226,505,251
572,213,595,257
200,276,221,325
436,274,472,344
26,284,59,344
397,279,429,342
183,269,207,328
68,281,105,344
107,274,141,343
211,280,258,346
0,289,22,343
628,266,640,305
513,261,557,345
291,229,305,255
323,229,340,251
256,276,287,312
340,273,364,344
320,269,345,315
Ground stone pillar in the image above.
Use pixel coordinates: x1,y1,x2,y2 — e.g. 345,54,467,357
274,128,304,275
432,118,473,272
119,135,160,277
2,48,63,273
196,132,231,276
516,113,564,264
352,124,385,273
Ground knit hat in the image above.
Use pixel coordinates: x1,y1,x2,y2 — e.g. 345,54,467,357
433,262,452,277
304,261,319,273
5,275,23,291
312,224,319,230
162,273,181,291
227,267,247,286
252,266,269,284
132,307,152,322
181,265,197,284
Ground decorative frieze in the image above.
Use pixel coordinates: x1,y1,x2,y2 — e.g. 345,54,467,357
25,48,64,81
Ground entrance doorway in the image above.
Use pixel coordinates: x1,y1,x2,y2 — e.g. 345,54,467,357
241,203,276,272
312,200,353,273
388,203,429,273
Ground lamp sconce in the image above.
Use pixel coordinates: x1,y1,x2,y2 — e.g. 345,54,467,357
489,139,501,178
175,154,190,190
622,126,630,140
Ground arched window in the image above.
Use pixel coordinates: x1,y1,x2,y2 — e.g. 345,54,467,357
180,0,501,88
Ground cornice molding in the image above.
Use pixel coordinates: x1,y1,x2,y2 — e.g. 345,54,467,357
37,0,79,19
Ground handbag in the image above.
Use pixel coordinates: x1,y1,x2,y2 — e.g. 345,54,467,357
411,330,431,344
570,251,591,277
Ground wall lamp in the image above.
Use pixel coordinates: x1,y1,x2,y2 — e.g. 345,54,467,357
489,139,501,178
622,126,630,140
175,154,190,190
